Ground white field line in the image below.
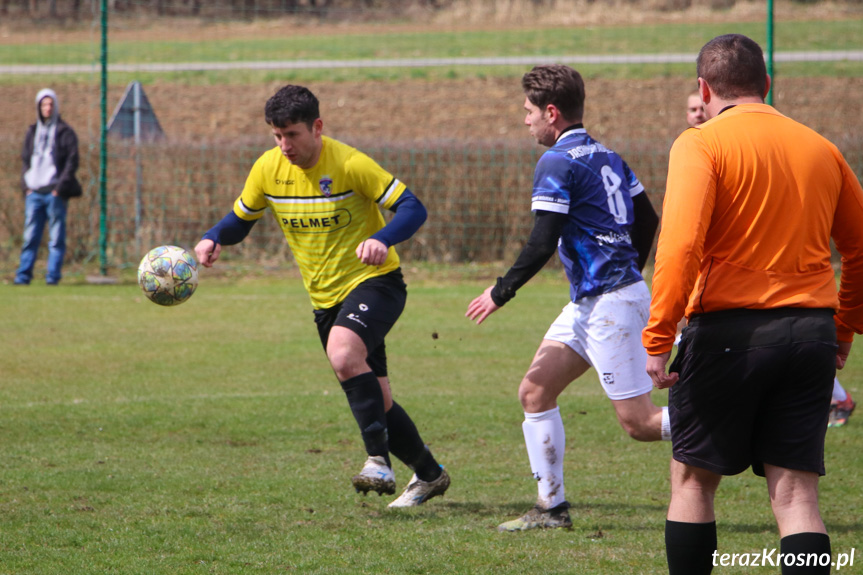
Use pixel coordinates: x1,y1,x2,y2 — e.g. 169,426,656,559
2,50,862,74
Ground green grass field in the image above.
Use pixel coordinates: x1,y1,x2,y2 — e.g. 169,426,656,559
2,18,862,86
4,20,861,65
1,271,860,574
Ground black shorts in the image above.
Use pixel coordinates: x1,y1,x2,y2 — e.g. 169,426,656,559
313,269,407,378
669,308,836,477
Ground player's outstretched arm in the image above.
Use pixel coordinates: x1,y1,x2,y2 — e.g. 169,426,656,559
466,211,564,325
195,239,221,268
197,210,257,268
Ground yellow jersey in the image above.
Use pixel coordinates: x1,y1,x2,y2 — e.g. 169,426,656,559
233,136,407,309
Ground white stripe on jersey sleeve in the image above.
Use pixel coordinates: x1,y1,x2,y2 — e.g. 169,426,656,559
377,179,401,205
629,181,646,197
237,199,267,216
532,199,570,214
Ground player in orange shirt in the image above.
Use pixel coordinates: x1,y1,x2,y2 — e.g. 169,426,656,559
684,89,854,429
644,35,863,575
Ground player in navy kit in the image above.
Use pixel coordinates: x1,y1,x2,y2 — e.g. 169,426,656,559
467,64,667,531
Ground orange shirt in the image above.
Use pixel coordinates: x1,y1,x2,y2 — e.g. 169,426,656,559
643,104,863,355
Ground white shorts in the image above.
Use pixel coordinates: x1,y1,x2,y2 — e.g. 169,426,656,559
543,280,653,401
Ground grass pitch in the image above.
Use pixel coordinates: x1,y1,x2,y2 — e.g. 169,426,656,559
1,272,860,574
1,18,862,86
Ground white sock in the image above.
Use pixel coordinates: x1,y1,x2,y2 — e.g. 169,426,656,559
661,406,671,441
833,377,847,402
522,407,566,510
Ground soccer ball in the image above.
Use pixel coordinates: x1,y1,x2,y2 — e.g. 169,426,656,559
137,245,198,306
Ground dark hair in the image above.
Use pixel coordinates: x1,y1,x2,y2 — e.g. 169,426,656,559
521,64,585,121
697,34,767,100
265,85,320,128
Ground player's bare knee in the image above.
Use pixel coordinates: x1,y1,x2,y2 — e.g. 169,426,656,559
516,383,535,410
327,347,365,381
518,380,555,412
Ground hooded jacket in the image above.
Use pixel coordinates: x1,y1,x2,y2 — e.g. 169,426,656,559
20,88,82,199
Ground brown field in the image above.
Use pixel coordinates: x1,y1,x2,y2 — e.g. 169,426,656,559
3,75,861,148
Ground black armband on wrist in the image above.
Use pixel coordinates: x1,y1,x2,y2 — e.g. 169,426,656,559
491,277,516,307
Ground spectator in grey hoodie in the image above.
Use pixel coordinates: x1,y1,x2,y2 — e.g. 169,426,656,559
15,88,82,286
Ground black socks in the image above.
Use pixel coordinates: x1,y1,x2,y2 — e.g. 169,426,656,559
387,401,441,482
665,520,717,575
665,521,831,575
779,532,831,575
340,373,440,480
340,372,390,466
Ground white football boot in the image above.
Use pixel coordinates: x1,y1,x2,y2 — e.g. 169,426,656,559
388,467,451,508
351,455,396,496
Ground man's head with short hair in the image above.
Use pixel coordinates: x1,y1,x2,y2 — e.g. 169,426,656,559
521,64,585,123
686,90,706,128
265,85,320,129
697,34,768,101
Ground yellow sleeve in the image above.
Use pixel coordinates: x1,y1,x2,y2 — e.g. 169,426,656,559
345,151,406,210
232,154,271,222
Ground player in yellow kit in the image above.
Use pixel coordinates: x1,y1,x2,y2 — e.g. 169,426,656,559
195,85,450,508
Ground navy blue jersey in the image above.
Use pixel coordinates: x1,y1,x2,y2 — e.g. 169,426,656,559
531,127,645,301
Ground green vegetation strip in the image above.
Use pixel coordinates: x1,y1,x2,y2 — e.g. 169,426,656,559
1,19,861,66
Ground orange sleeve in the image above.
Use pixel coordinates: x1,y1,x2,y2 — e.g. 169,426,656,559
642,131,715,355
832,154,863,342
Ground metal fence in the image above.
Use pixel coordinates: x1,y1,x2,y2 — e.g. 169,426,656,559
1,0,862,279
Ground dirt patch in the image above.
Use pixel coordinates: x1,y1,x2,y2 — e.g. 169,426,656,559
2,1,861,146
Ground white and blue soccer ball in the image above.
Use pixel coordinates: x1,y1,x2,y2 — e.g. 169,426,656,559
137,245,198,306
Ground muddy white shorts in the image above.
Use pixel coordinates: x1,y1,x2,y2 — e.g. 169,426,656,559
543,280,653,401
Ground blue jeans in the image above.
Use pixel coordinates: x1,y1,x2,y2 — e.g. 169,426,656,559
15,192,68,285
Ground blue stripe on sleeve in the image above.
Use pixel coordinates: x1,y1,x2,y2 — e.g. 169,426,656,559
202,211,257,246
369,188,427,248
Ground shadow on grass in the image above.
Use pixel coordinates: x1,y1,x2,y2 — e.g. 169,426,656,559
373,500,862,539
720,521,863,535
377,499,667,523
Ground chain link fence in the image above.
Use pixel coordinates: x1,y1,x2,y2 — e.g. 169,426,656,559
1,0,862,278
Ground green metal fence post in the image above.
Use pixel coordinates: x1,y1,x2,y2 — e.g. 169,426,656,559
99,0,108,275
766,0,774,106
